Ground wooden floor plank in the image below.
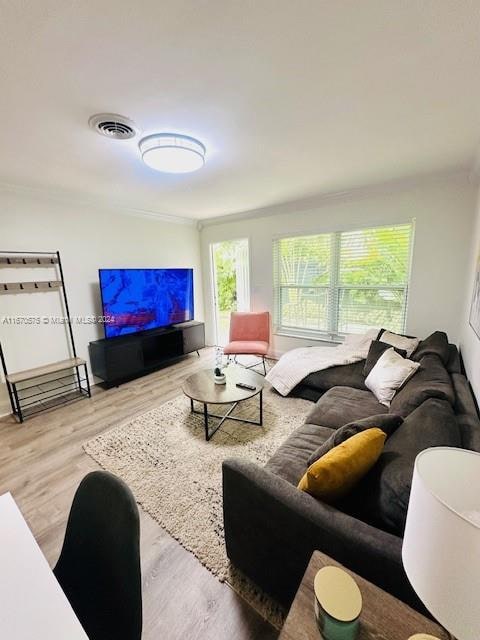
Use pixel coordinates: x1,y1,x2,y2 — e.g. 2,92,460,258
0,349,278,640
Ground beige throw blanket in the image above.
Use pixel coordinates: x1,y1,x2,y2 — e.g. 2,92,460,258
266,329,378,396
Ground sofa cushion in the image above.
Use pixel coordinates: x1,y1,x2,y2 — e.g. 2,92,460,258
411,331,450,366
353,398,461,535
452,372,480,452
265,422,334,485
308,413,404,465
301,360,367,393
363,340,407,377
389,353,454,416
305,386,385,429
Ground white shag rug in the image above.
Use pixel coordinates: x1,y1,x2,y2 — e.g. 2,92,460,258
84,386,310,628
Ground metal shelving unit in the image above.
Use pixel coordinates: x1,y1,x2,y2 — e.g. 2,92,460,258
0,250,91,423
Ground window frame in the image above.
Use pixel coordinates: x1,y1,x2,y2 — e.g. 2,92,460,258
273,221,415,342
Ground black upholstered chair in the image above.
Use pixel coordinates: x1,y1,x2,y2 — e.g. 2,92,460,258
54,471,142,640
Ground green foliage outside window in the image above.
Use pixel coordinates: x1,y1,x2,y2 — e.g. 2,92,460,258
212,241,237,312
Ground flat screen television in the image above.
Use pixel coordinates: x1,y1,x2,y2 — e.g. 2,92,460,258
99,268,194,338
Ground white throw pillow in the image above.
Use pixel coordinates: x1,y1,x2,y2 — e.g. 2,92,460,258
379,330,419,357
365,347,420,406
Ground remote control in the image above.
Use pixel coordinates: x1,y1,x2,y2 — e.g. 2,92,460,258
236,382,256,391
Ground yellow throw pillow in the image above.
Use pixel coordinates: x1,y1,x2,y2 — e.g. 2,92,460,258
297,427,386,502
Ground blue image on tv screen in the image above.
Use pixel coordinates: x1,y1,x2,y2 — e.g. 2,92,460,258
99,268,194,338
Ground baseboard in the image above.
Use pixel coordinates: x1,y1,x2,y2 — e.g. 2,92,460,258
0,404,11,418
0,384,10,418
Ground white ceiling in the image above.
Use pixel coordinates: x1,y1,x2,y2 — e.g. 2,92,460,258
1,0,480,220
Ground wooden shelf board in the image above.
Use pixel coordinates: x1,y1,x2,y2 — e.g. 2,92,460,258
6,357,86,384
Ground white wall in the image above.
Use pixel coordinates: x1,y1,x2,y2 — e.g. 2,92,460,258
200,173,476,356
0,186,203,416
2,172,476,417
460,184,480,403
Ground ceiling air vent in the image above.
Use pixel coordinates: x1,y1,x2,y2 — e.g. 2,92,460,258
88,113,138,140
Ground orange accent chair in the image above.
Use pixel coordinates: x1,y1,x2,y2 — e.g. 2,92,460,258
223,311,270,375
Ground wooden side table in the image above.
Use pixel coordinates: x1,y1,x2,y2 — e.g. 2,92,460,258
279,551,450,640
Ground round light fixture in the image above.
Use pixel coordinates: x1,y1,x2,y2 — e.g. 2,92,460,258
139,133,206,173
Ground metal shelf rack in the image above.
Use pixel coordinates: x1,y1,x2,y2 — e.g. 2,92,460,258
0,250,91,423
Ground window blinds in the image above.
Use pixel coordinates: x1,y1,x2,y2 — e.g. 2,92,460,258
273,223,413,339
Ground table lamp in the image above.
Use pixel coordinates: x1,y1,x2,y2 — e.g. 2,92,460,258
402,447,480,640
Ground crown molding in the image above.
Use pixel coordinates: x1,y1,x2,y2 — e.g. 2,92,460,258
0,180,197,226
200,165,471,228
1,164,474,231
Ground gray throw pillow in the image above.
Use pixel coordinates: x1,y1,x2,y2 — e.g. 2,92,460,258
307,413,404,466
362,340,407,377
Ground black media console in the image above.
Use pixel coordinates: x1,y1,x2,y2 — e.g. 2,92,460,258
89,321,205,386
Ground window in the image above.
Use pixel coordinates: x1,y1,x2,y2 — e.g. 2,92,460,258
273,222,414,339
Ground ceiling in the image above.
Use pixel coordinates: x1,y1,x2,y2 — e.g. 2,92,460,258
1,0,480,220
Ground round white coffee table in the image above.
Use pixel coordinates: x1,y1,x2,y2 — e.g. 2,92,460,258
182,366,265,441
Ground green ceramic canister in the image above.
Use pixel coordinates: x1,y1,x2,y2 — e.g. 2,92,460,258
313,566,362,640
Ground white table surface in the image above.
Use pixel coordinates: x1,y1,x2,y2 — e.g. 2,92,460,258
0,492,88,639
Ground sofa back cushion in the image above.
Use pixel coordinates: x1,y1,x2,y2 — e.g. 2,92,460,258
446,344,461,373
411,331,450,366
389,353,454,417
352,398,461,535
452,373,480,452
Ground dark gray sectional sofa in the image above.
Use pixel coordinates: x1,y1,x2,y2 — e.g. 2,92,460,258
222,332,480,612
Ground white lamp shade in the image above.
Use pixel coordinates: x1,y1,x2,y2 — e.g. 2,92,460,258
402,447,480,640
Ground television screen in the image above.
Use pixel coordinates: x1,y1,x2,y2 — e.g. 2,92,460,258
99,268,194,338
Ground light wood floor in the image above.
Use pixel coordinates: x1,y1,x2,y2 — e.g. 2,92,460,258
0,348,278,640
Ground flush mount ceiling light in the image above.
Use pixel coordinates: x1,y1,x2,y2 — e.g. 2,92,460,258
139,133,206,173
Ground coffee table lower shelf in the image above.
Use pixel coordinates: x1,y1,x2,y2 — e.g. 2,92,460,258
190,391,263,441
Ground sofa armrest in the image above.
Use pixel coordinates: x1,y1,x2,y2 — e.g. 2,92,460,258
222,458,421,610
